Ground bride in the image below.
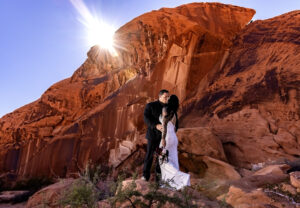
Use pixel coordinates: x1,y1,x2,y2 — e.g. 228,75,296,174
159,94,190,190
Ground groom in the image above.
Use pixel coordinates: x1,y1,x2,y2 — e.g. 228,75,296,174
142,89,169,181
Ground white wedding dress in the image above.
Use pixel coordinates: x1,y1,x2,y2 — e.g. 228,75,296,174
159,115,190,190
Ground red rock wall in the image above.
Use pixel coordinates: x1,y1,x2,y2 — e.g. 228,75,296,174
181,11,300,168
4,3,288,180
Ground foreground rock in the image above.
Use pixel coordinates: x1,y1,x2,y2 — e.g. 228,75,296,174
26,178,74,208
26,178,225,208
226,186,290,208
290,171,300,191
0,190,30,203
20,165,300,207
189,156,241,199
102,179,223,208
223,164,300,208
253,164,290,176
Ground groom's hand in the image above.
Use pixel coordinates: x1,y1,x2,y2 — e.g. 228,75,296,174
156,124,163,132
161,139,166,147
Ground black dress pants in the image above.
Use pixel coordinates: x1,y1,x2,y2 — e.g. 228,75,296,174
143,138,161,181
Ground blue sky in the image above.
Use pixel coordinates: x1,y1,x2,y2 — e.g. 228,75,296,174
0,0,299,118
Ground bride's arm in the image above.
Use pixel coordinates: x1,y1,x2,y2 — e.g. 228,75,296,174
160,108,167,147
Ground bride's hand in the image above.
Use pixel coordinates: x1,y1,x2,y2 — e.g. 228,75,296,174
162,108,167,116
156,124,163,132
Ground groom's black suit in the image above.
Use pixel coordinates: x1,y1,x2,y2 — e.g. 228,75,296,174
143,100,165,181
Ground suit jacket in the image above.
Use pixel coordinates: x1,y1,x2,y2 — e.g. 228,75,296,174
144,100,179,141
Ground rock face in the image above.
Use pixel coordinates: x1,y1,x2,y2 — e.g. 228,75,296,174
3,2,300,180
180,10,300,168
0,2,256,180
1,3,300,207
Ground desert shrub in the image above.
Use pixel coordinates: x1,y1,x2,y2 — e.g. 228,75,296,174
109,175,197,208
59,163,198,208
59,179,100,208
58,163,105,208
81,162,112,184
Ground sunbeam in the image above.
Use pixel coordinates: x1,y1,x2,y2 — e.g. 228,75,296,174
69,0,118,56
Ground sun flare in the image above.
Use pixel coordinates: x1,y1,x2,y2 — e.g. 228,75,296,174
86,18,117,55
69,0,118,56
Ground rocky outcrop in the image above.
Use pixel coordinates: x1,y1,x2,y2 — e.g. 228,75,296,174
111,179,222,208
290,171,300,190
0,2,255,180
177,127,226,161
27,178,223,208
181,10,300,168
224,164,300,208
24,164,300,207
26,178,75,208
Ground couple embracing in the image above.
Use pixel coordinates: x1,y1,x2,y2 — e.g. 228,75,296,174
142,89,190,190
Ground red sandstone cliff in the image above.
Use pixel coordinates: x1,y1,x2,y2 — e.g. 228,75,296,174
2,3,298,181
180,10,300,168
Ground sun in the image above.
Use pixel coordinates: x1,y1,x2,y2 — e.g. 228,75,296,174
86,18,118,55
69,0,118,56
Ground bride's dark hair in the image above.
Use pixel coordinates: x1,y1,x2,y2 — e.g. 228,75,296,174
167,94,179,114
161,94,179,141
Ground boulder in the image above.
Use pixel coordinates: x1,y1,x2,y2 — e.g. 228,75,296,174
0,190,30,203
26,178,74,208
177,127,227,161
290,171,300,189
253,164,290,176
225,186,293,208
